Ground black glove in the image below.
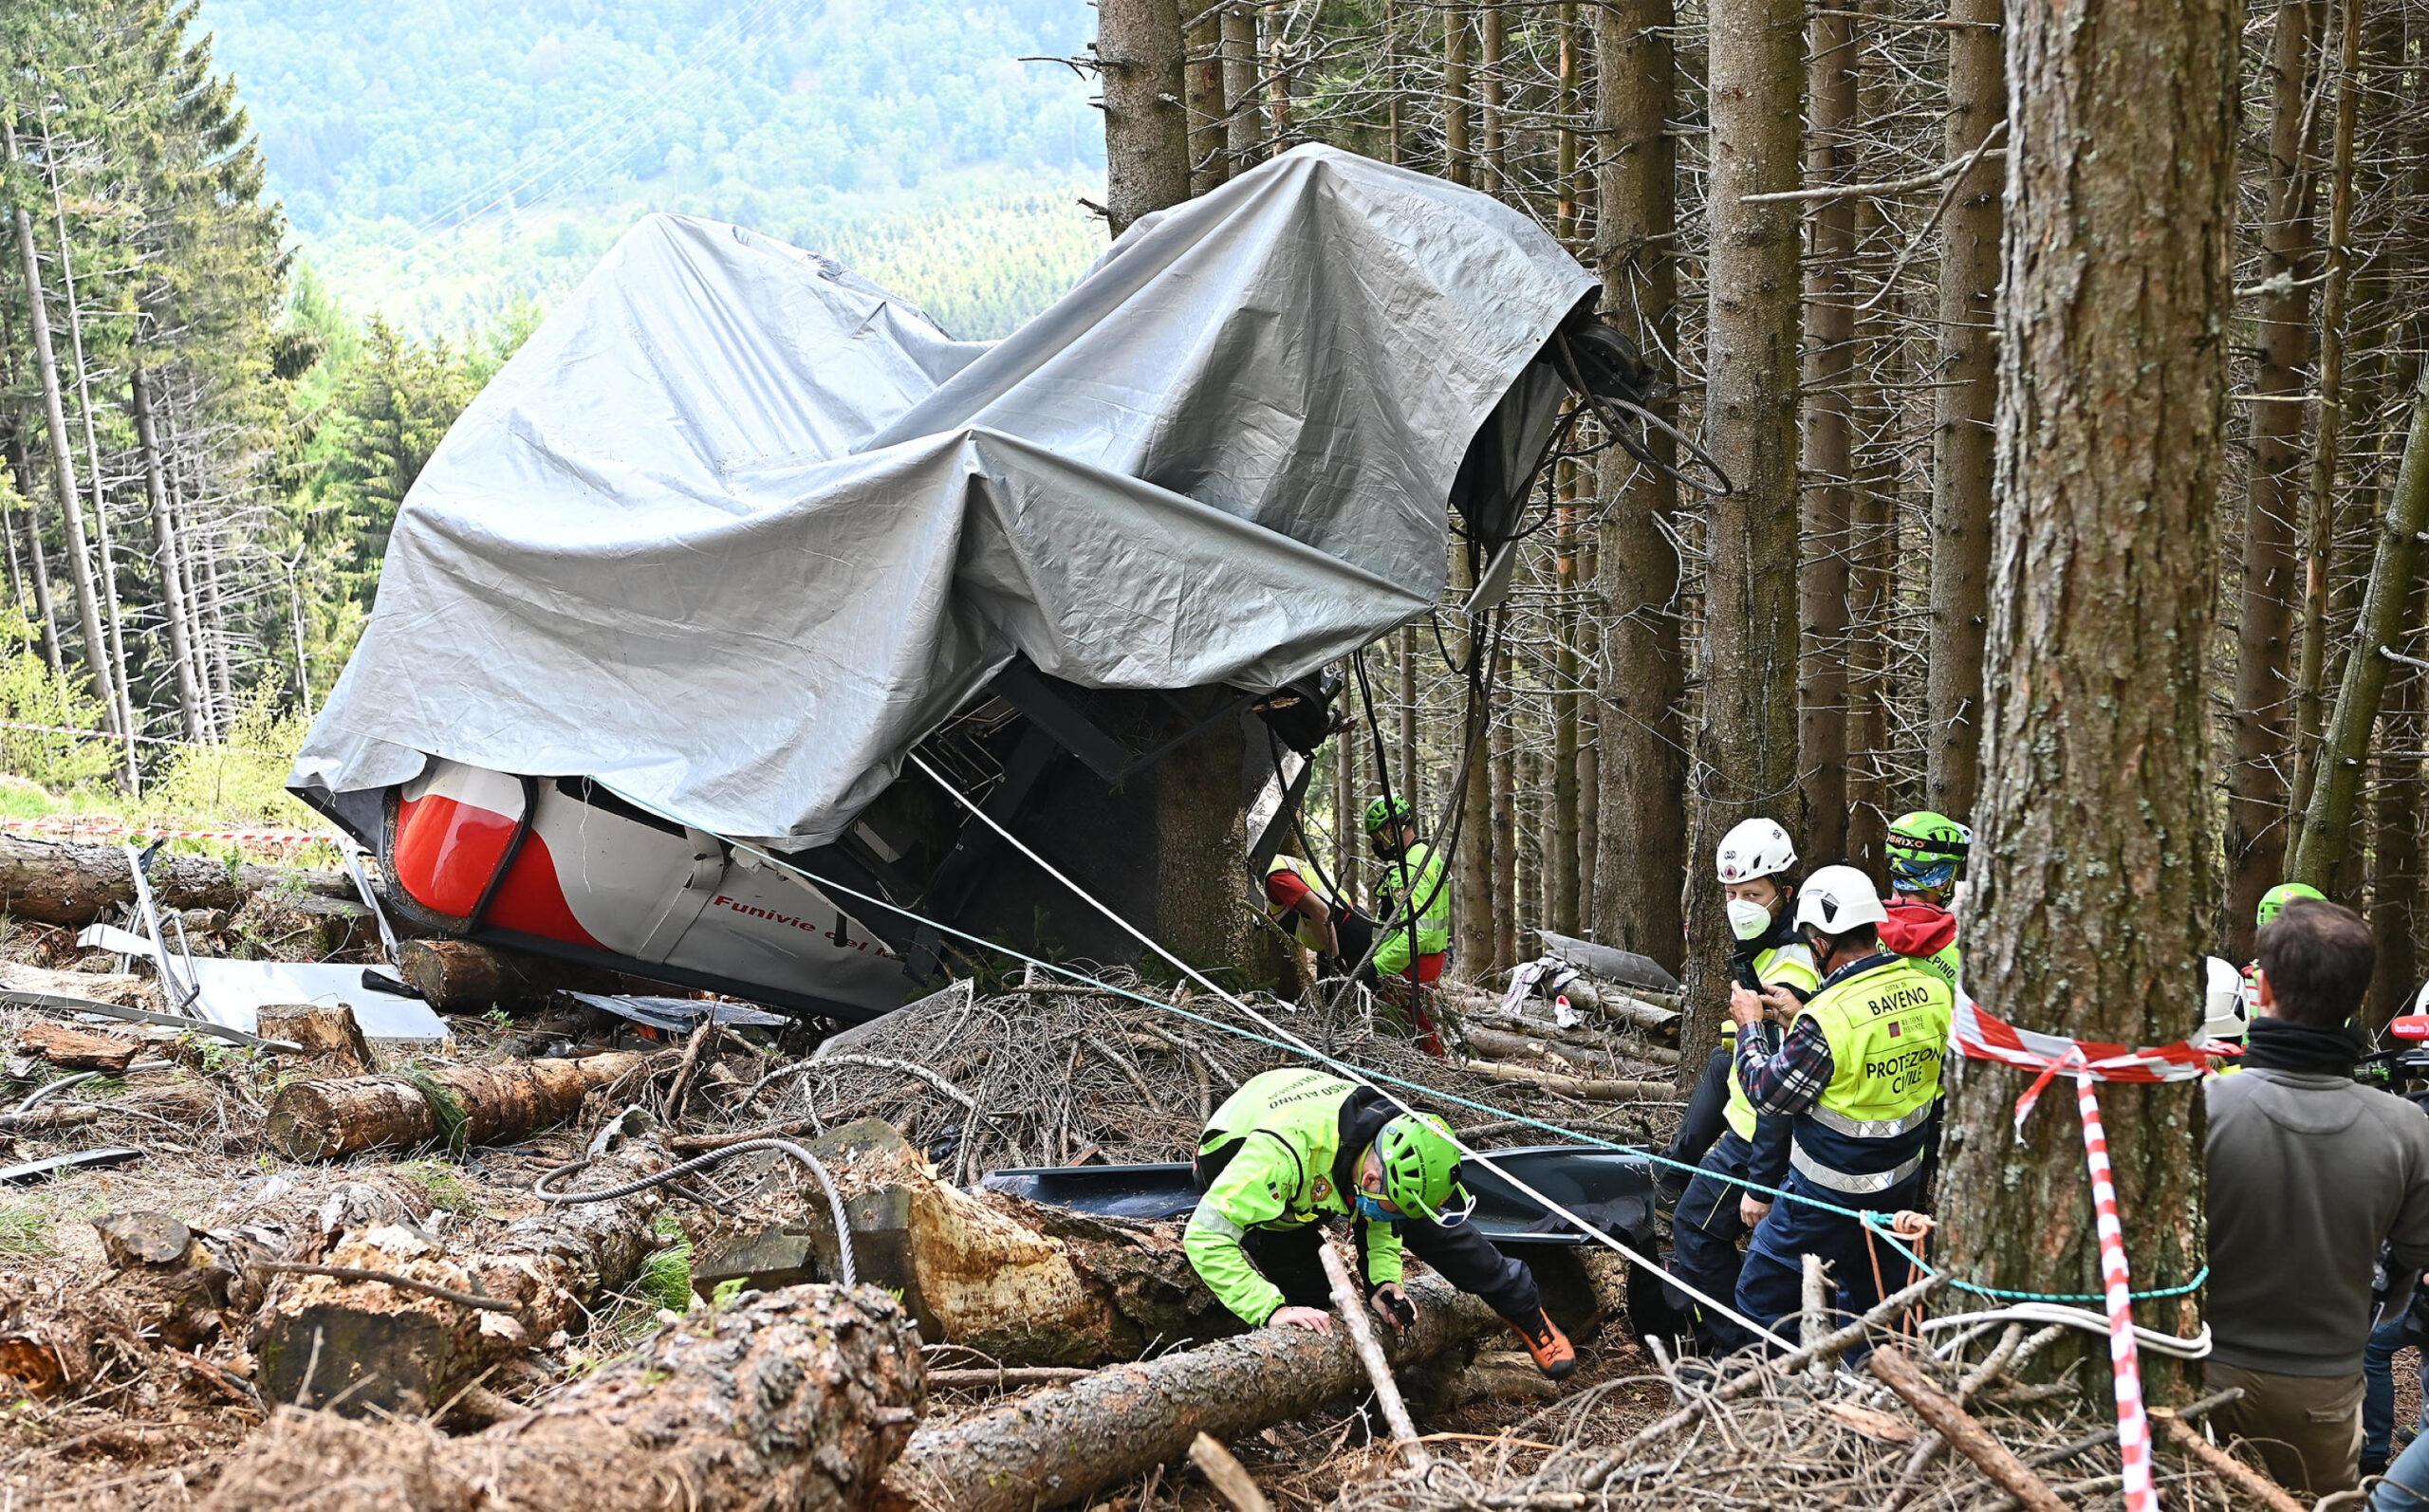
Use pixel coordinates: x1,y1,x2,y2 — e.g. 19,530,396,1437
1370,1283,1418,1333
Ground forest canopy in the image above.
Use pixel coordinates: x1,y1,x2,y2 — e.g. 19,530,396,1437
203,0,1108,336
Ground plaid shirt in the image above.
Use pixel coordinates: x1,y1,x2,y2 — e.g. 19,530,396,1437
1734,1014,1835,1116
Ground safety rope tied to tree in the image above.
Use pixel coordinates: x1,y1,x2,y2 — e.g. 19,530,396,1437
1952,992,2237,1512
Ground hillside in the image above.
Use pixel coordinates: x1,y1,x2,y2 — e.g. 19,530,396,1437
200,0,1111,336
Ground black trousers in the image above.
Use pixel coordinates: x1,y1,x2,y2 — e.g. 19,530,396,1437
1195,1141,1541,1324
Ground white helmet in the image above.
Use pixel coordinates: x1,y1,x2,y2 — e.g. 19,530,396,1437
1793,864,1889,935
2197,955,2247,1044
1716,819,1798,884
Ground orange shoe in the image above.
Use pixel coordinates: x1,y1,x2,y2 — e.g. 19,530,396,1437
1510,1308,1577,1381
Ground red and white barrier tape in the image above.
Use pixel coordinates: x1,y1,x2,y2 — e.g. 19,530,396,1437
1954,994,2234,1512
2073,1060,2159,1512
0,816,340,849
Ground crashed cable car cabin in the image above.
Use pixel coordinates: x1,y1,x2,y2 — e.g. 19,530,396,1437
288,145,1654,1023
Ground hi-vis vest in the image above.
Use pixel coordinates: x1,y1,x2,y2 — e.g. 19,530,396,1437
1265,855,1344,953
1722,942,1822,1140
1374,840,1451,973
1789,953,1954,1196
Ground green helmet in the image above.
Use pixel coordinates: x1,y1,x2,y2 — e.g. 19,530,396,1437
1374,1112,1466,1222
2256,882,2326,929
1885,810,1971,894
1363,794,1414,836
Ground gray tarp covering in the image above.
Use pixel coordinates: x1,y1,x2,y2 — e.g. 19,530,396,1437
292,145,1599,844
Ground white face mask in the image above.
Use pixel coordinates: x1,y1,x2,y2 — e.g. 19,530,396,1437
1728,897,1773,942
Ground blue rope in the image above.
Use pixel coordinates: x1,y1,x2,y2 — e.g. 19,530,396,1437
603,781,2205,1310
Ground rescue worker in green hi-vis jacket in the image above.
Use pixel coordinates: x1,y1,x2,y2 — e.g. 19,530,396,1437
1183,1066,1577,1378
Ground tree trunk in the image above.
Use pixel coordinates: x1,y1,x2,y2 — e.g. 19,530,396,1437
1922,0,2005,821
1493,693,1519,970
259,1141,667,1411
1220,3,1259,173
1685,0,1806,1076
1184,9,1226,194
265,1052,648,1160
44,114,138,780
0,834,355,927
1262,3,1290,142
1552,516,1583,935
1453,552,1496,972
2369,581,2424,1027
877,1273,1493,1512
1939,0,2237,1391
5,428,66,685
2227,0,2320,955
1101,0,1190,236
1589,0,1686,976
2293,371,2429,887
1844,7,1897,875
2290,0,2364,868
1478,3,1505,194
209,1286,920,1512
130,364,206,741
1443,6,1472,186
1798,5,1858,862
4,120,113,727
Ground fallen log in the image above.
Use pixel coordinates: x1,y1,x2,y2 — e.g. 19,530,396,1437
255,1005,376,1075
0,834,355,929
257,1140,667,1411
398,937,660,1012
16,1021,140,1071
1458,1058,1672,1102
265,1051,646,1159
1868,1346,2065,1512
0,958,148,1006
1465,1023,1677,1074
877,1273,1493,1512
206,1283,921,1512
697,1120,1238,1366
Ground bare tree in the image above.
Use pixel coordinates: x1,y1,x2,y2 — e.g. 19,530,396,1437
2226,0,2319,951
1922,0,2005,821
1683,0,1807,1066
1589,0,1687,975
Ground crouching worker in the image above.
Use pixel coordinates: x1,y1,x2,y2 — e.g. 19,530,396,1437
1184,1066,1577,1379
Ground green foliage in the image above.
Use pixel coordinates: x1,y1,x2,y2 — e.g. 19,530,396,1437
204,0,1107,339
143,682,318,825
0,1204,57,1259
0,613,119,792
638,1212,695,1312
396,1157,481,1216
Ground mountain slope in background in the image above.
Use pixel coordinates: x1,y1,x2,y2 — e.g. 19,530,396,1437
201,0,1110,337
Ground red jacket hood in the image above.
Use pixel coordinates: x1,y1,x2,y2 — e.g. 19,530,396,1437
1879,897,1958,958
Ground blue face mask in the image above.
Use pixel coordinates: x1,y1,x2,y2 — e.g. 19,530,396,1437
1355,1193,1398,1223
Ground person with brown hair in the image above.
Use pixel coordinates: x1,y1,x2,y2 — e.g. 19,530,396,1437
2207,898,2429,1496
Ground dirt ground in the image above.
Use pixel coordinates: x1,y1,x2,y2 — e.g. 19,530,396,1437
0,908,1694,1510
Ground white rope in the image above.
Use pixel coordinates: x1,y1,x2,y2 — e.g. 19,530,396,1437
1919,1305,2212,1361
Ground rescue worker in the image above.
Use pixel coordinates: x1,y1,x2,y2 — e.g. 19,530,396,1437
1660,820,1819,1193
1659,820,1820,1353
2246,883,2329,1022
2200,955,2250,1073
1730,864,1956,1336
1878,811,1969,991
1263,854,1373,978
1366,796,1452,1056
1184,1066,1576,1378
